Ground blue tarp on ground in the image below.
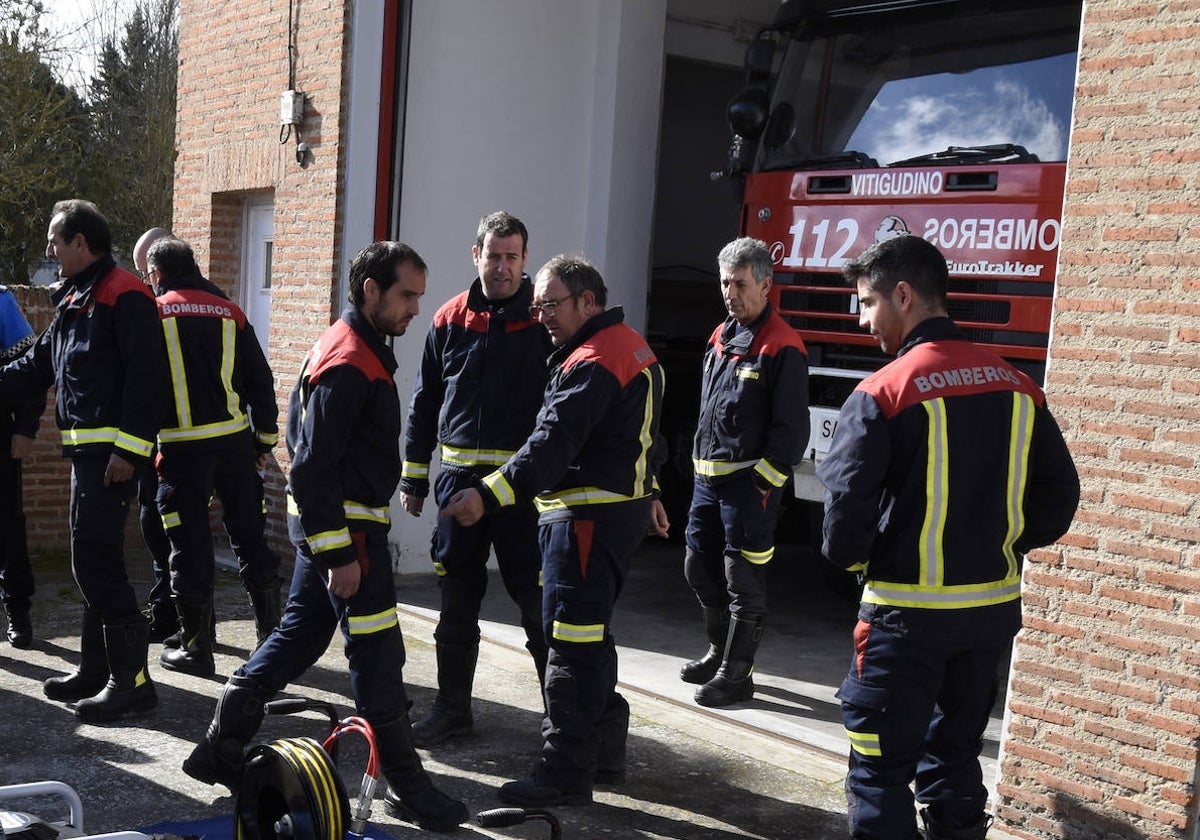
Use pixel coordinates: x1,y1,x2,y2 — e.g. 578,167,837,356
137,816,397,840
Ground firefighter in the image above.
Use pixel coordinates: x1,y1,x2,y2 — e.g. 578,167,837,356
145,236,282,677
132,227,178,643
444,254,669,808
0,199,167,722
818,235,1079,840
183,241,468,833
400,211,551,747
0,287,41,649
681,237,810,708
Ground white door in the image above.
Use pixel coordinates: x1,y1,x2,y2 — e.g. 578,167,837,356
241,199,274,356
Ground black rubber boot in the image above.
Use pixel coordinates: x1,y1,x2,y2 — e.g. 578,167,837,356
919,808,994,840
5,604,33,649
679,606,729,685
595,691,630,785
411,642,478,747
160,597,216,677
246,579,283,646
694,616,762,708
375,716,469,832
183,674,271,793
75,618,158,722
145,599,179,644
44,608,108,701
163,595,216,650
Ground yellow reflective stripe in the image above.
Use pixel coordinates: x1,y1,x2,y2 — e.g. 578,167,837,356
1003,392,1035,575
433,560,446,576
347,606,399,636
402,460,430,479
847,730,881,757
286,494,389,526
693,458,758,477
920,399,949,588
61,426,119,446
483,470,516,507
162,318,192,428
552,620,605,644
221,318,239,421
162,511,181,529
133,667,148,688
742,546,774,565
754,459,788,488
534,486,649,513
861,575,1023,609
633,368,656,493
440,445,517,467
307,527,351,554
114,430,155,458
256,429,278,447
159,416,251,443
344,501,389,524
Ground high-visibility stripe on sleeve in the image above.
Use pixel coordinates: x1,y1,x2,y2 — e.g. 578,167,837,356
402,460,430,480
307,527,352,554
754,459,789,488
483,470,516,508
114,430,155,459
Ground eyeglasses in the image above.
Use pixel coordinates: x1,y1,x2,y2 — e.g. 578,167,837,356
529,293,577,319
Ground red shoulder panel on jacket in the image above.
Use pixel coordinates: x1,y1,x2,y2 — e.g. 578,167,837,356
307,320,390,384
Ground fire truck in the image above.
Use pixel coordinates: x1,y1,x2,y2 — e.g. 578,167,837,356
698,0,1083,574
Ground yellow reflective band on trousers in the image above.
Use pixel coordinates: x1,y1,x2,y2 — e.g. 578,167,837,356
162,511,182,529
440,445,516,468
552,620,605,644
347,606,399,636
847,729,881,757
741,546,774,565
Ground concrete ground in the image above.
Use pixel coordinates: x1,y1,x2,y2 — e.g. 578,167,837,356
0,534,1009,839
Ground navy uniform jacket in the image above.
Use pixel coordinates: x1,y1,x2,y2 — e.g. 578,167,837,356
478,307,665,524
693,304,809,490
286,307,400,569
818,317,1079,643
401,276,550,494
156,272,278,454
0,256,165,466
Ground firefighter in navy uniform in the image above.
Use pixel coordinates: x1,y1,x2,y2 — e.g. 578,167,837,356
444,254,669,808
183,241,468,833
401,211,551,747
145,236,282,677
0,199,167,722
681,237,809,708
817,235,1079,840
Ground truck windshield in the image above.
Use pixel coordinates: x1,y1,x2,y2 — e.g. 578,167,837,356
758,4,1081,170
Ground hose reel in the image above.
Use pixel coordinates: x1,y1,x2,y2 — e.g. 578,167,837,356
234,737,349,840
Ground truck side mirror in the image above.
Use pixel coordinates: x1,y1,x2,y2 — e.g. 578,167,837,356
728,86,770,140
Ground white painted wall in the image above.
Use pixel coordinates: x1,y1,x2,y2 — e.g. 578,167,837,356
377,0,669,571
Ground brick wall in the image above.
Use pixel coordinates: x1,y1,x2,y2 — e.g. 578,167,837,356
999,2,1200,838
173,0,354,551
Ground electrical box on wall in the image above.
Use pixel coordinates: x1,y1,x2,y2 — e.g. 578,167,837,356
280,90,305,126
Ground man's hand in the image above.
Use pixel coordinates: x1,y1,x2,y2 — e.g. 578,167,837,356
255,451,273,474
104,452,135,486
10,434,35,460
441,488,484,526
401,492,424,517
327,561,362,599
647,498,670,538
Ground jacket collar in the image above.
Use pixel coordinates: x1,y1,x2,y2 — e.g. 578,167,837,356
341,306,398,374
719,302,773,353
466,274,534,319
896,316,966,357
548,306,625,367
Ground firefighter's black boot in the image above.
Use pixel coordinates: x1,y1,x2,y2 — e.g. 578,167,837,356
246,579,283,646
183,674,271,793
411,642,478,747
44,607,108,701
595,691,630,786
679,606,729,685
160,596,216,677
75,617,158,722
5,603,33,649
163,595,216,650
145,599,179,644
694,616,762,708
376,715,469,832
919,808,994,840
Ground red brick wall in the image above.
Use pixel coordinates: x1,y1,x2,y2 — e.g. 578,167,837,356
173,0,355,550
999,2,1200,837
